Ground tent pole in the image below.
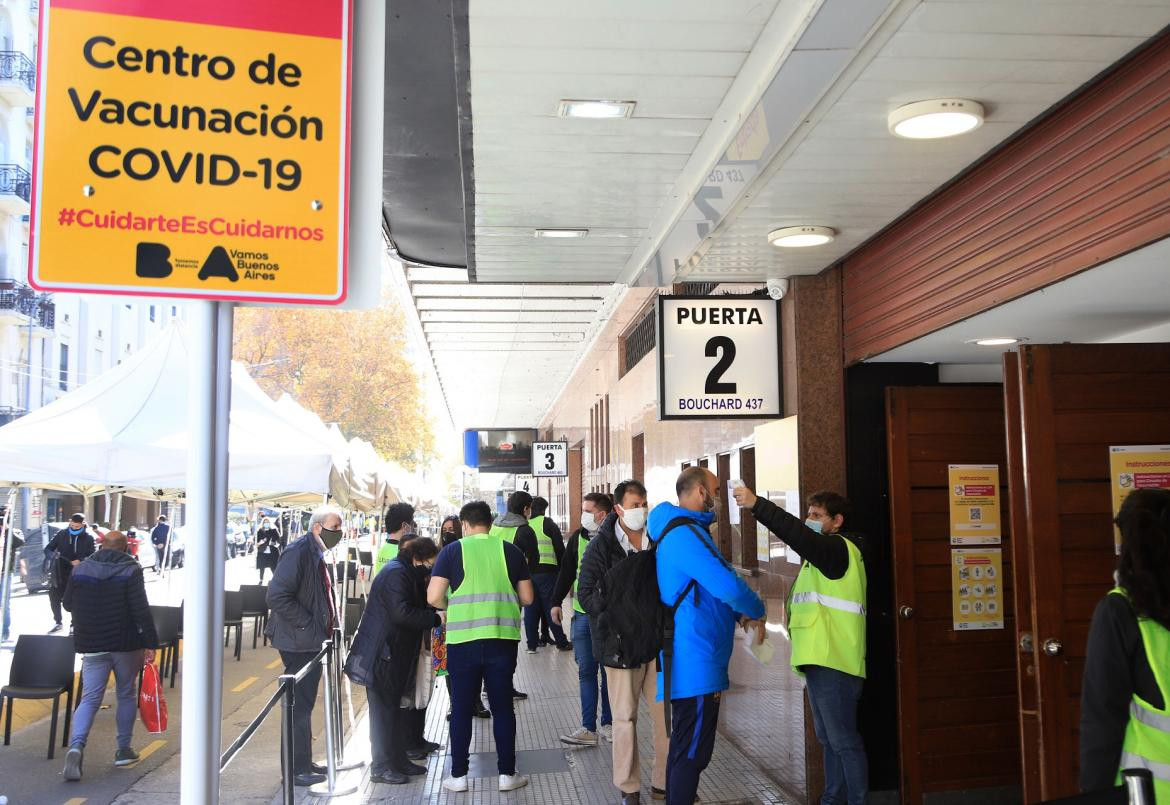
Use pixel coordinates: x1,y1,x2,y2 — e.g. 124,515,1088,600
181,300,232,805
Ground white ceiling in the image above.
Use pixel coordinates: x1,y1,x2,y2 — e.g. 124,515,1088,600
410,0,1170,429
870,235,1170,364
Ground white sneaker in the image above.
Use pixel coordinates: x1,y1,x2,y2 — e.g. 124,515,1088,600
599,724,613,742
499,773,529,791
559,727,599,746
442,775,469,792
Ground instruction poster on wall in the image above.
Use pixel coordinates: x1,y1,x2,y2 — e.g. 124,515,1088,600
952,549,1004,631
948,465,1001,545
1110,445,1170,552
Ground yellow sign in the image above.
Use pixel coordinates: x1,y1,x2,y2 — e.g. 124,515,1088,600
1110,445,1170,552
948,464,1001,545
952,549,1004,631
30,0,351,303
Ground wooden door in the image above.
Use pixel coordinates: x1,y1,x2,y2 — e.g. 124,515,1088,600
1014,343,1170,798
886,386,1020,804
1004,354,1042,803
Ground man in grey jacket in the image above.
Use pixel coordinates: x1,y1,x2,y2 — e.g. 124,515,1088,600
265,506,344,787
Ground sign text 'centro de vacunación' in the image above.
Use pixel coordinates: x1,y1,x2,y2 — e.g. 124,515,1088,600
29,0,352,303
658,295,782,420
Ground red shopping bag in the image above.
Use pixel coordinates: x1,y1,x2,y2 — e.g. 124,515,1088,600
138,662,168,733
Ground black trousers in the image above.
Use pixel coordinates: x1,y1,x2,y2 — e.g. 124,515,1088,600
666,692,721,805
368,687,410,775
280,650,323,775
48,584,64,624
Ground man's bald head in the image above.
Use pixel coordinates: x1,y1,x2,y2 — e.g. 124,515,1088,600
676,466,719,513
102,530,128,552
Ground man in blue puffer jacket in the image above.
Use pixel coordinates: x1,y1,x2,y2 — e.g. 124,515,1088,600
650,466,766,805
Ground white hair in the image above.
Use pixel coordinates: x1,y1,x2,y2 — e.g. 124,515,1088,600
308,505,342,531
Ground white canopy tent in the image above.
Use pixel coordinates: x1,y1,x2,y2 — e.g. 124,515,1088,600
0,322,338,496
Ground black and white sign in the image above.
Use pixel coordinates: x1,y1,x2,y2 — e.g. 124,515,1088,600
514,474,535,493
532,441,569,477
658,295,782,420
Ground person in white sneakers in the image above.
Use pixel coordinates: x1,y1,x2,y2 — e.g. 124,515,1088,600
428,501,534,793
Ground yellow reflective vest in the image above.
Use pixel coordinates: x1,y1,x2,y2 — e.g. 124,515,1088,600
1111,588,1170,799
788,535,867,678
446,534,521,644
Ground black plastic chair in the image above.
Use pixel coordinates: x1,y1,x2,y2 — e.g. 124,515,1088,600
0,634,76,758
343,601,363,649
150,605,183,689
239,584,269,649
224,591,244,661
358,549,373,572
333,560,360,599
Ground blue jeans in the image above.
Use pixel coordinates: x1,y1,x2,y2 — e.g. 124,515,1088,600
805,665,868,805
70,650,143,750
447,639,518,777
525,572,568,649
571,613,611,731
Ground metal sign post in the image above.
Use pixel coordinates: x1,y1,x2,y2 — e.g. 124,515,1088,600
180,300,233,804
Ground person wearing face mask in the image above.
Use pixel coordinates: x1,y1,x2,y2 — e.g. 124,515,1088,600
344,533,443,784
516,495,570,654
44,513,96,633
265,505,345,787
731,484,868,805
375,503,416,576
255,517,281,583
649,467,765,805
550,491,615,749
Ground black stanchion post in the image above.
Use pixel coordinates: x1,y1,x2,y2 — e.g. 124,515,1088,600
279,675,296,805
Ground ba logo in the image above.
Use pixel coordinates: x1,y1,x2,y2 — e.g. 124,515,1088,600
135,242,173,279
198,246,239,282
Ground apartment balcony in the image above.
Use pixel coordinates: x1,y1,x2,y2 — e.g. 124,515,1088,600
0,281,54,331
0,51,35,106
0,164,30,215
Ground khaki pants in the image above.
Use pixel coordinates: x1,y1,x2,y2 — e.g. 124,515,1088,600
607,662,668,793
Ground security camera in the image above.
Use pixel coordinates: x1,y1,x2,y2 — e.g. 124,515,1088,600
766,278,789,301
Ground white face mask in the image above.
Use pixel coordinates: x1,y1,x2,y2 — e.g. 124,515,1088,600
580,511,600,532
620,506,647,532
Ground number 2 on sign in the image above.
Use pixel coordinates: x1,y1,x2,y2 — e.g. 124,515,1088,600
705,336,737,394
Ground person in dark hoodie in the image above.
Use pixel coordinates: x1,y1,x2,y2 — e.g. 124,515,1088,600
45,513,97,632
517,495,570,653
61,530,158,782
733,483,867,805
652,468,765,805
345,534,442,785
551,491,614,749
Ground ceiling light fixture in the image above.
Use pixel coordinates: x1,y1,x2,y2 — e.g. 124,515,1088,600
767,226,836,248
534,228,589,238
557,99,636,119
889,99,985,139
967,337,1023,347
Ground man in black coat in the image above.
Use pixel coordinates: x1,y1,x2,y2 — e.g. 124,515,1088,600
45,513,96,632
149,515,170,573
265,506,344,787
61,530,158,781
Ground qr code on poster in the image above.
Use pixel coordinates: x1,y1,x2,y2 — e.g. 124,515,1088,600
969,507,983,521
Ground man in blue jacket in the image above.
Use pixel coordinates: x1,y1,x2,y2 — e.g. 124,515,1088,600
649,467,766,805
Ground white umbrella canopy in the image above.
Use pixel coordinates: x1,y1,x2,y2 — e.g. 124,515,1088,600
0,321,336,494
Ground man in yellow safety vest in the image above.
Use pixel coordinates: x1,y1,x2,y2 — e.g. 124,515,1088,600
733,485,868,805
428,500,535,795
374,502,414,576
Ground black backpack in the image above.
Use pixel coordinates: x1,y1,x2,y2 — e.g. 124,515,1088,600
597,516,724,730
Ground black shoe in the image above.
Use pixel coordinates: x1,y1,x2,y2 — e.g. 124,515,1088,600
293,772,326,786
416,739,441,753
396,761,428,776
556,641,573,651
511,688,528,700
406,748,429,760
622,793,641,805
310,762,328,775
49,622,63,634
474,702,492,718
539,636,551,646
371,770,409,785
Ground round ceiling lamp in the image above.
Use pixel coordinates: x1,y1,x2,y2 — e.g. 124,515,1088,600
966,337,1023,347
767,226,836,248
888,99,985,139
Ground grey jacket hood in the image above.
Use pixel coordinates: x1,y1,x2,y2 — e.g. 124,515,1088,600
76,548,139,581
493,511,528,528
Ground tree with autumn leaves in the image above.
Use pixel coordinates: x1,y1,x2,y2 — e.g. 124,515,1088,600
232,301,435,470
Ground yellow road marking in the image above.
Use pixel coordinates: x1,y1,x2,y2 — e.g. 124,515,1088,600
266,658,283,670
137,739,167,761
63,798,87,805
232,676,259,693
